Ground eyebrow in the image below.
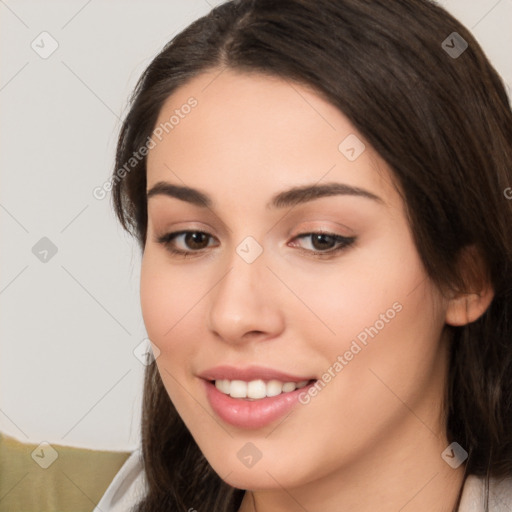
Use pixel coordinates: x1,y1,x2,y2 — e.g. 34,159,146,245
146,181,383,208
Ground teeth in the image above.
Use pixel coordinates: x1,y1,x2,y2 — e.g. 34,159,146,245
214,378,310,399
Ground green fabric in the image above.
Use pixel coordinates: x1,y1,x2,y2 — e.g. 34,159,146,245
0,432,131,512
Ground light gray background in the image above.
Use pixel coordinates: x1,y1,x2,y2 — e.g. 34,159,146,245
1,0,511,451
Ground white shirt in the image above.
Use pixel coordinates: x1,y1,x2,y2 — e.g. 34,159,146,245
94,449,512,512
94,449,146,512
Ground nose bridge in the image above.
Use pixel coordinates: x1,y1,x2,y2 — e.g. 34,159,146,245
222,233,269,294
207,236,283,342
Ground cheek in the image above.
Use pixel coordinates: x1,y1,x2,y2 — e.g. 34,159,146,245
290,223,446,414
140,249,204,342
140,250,203,414
140,255,171,342
139,250,200,403
281,224,427,354
300,244,446,441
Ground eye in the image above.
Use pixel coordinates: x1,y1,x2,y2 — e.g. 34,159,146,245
155,230,356,259
290,232,356,256
156,230,217,256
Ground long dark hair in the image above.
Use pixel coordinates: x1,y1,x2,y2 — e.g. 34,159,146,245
111,1,512,510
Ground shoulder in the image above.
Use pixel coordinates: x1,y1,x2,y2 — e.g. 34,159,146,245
94,447,146,512
459,474,512,512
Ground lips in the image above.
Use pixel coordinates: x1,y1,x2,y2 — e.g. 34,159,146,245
198,365,317,429
198,364,315,383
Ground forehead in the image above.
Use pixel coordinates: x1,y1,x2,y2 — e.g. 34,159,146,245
146,68,400,209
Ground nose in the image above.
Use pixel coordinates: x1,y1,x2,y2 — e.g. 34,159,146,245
207,247,285,345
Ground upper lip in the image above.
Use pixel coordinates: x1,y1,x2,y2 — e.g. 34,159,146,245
198,365,316,382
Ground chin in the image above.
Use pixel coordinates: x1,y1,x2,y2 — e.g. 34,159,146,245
203,449,312,491
219,467,293,491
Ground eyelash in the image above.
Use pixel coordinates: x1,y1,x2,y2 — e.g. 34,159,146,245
155,230,356,259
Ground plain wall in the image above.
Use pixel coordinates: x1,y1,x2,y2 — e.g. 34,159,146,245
1,0,511,451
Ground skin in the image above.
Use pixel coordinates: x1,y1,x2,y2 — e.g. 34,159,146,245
141,68,493,512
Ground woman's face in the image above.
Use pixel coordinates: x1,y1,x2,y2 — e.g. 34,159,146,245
141,69,452,490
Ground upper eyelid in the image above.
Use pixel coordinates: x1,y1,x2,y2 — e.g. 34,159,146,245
162,227,351,235
162,228,349,239
160,230,219,244
160,229,354,249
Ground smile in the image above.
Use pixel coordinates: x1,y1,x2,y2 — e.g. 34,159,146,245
202,378,317,429
213,378,310,400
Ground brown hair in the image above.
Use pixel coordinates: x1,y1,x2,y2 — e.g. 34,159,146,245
111,1,512,510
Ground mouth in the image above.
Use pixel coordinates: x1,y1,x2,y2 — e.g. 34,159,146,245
201,375,318,429
211,378,314,400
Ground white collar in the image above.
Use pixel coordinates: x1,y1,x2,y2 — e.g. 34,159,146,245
94,448,146,512
459,474,512,512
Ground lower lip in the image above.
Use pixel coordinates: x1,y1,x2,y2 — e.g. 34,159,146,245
203,379,316,429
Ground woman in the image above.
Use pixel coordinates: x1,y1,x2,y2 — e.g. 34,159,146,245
95,0,512,510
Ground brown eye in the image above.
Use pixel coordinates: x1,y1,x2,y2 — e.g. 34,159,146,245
156,230,217,256
310,233,337,251
183,232,210,250
291,232,356,256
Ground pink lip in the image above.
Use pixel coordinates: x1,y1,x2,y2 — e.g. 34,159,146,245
198,364,315,382
202,379,316,429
